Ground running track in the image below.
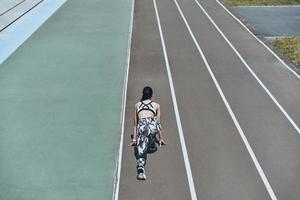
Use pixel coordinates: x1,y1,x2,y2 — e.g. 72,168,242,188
116,0,300,199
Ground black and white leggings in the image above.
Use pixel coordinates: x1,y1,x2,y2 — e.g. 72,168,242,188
136,117,161,174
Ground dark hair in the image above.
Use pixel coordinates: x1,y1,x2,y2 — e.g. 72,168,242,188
141,86,153,101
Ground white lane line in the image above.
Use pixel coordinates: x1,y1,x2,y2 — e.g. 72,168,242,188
194,0,300,135
113,0,135,199
215,0,300,79
173,0,277,199
153,0,197,199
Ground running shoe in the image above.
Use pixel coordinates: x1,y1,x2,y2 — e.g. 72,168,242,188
137,172,146,180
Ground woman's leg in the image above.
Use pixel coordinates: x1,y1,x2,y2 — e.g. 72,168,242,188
136,129,149,175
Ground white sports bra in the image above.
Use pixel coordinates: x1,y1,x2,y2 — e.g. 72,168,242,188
137,101,157,116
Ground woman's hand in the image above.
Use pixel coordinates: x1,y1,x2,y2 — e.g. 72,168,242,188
129,139,137,147
159,138,166,147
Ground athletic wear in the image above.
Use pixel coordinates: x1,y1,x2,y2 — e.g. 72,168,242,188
136,117,161,177
137,101,157,116
137,172,146,180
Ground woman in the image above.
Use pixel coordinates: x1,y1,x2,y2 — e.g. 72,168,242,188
130,86,165,180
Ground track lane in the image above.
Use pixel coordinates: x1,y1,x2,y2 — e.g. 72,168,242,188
153,0,197,197
175,0,300,199
156,0,272,199
192,0,300,135
118,0,191,199
200,0,300,126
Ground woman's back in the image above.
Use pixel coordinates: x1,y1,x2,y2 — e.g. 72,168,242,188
136,100,159,119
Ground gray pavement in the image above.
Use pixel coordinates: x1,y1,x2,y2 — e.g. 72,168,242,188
0,0,42,31
118,0,300,199
233,6,300,37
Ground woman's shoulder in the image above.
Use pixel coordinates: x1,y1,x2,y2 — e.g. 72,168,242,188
135,102,141,108
152,101,160,108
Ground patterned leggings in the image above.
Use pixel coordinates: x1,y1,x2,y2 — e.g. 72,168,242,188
136,117,161,174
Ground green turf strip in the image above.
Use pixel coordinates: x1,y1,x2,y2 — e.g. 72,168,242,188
225,0,300,6
0,0,131,199
268,37,300,69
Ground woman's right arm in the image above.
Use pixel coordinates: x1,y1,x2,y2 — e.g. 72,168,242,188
130,104,137,146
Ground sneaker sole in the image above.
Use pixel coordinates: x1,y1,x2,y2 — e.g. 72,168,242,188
137,176,146,181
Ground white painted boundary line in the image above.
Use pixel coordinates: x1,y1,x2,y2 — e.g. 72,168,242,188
113,0,135,199
195,0,300,135
173,0,277,199
153,0,197,199
215,0,300,79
